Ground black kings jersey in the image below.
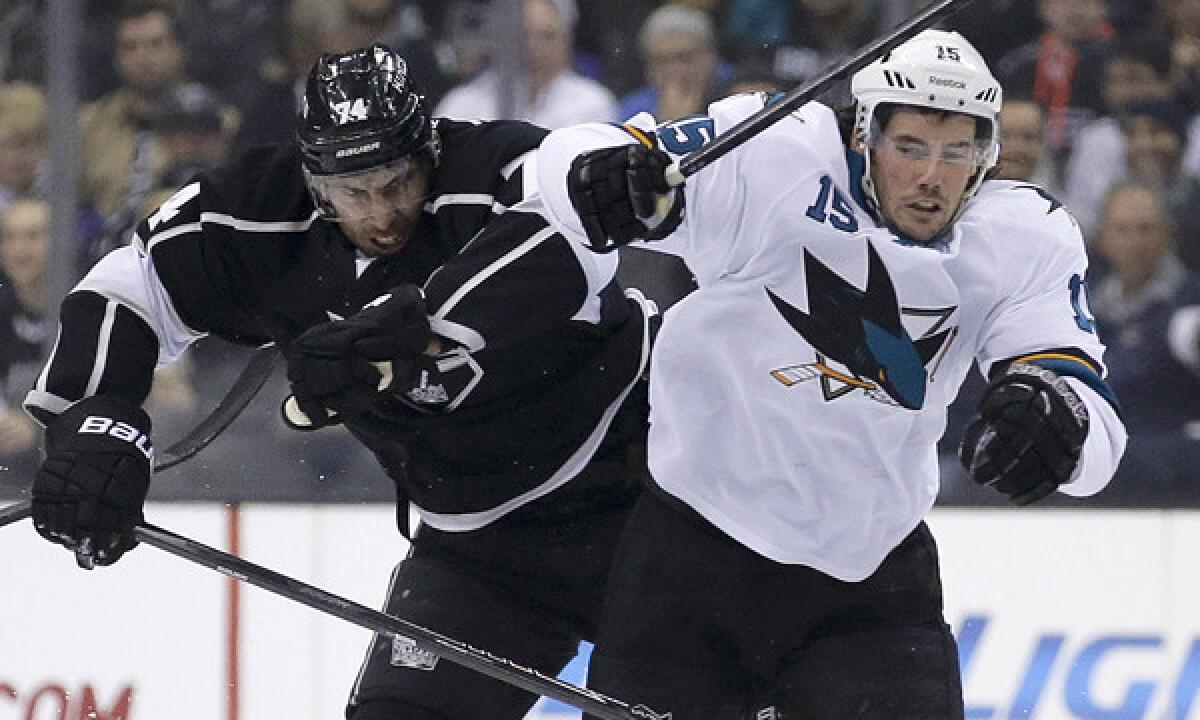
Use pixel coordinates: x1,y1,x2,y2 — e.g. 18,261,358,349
25,119,652,530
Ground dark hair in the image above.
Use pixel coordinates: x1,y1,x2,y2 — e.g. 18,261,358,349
836,103,1000,182
835,103,990,146
1107,32,1173,79
117,0,181,38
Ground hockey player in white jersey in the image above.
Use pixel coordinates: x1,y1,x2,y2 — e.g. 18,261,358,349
536,29,1127,719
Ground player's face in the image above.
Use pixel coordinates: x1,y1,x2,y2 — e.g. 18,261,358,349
870,109,980,243
322,159,432,257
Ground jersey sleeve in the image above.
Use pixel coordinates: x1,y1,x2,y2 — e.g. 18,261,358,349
536,94,827,285
536,117,645,249
423,198,617,354
406,187,619,412
22,245,191,421
970,185,1126,496
23,146,311,423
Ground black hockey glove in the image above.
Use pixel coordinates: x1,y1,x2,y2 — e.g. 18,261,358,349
959,363,1089,505
285,284,431,427
567,144,682,252
32,394,153,568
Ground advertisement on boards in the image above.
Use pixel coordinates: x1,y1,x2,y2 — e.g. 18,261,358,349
2,505,1198,720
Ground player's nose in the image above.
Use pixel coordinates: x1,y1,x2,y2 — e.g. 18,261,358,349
915,156,943,188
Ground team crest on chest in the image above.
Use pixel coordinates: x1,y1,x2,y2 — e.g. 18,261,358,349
767,241,957,409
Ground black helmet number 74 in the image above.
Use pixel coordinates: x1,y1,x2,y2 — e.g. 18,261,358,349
296,43,439,177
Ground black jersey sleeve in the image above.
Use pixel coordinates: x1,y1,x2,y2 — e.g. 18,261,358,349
137,145,323,344
24,145,325,422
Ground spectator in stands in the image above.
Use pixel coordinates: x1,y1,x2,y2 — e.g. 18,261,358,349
619,3,727,122
1162,0,1200,111
0,82,45,212
1065,33,1180,235
995,96,1060,193
172,0,280,118
1090,182,1200,499
0,196,49,473
436,0,616,128
996,0,1113,182
325,0,449,104
1118,99,1200,269
0,0,44,87
232,1,334,153
722,0,880,105
431,0,493,87
80,0,187,266
571,0,658,97
726,56,783,96
153,82,240,191
953,0,1041,66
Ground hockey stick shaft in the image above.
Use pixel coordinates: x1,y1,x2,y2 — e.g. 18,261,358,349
664,0,981,186
154,344,279,472
135,520,659,720
0,500,660,718
0,499,30,528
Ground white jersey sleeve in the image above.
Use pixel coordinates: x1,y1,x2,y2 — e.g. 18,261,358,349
954,180,1126,497
538,94,838,285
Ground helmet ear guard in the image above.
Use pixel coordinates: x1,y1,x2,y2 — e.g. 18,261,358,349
850,29,1002,224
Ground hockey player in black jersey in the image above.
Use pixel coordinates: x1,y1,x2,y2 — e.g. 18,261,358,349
25,45,653,720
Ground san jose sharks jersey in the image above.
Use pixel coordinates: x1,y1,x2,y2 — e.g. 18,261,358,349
25,119,653,531
538,94,1127,581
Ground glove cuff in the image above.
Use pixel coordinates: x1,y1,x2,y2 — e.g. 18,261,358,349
1001,363,1089,430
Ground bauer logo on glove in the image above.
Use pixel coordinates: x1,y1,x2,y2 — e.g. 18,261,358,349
78,415,154,460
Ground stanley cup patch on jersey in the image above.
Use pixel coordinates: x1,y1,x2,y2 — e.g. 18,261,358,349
767,240,957,410
390,634,439,670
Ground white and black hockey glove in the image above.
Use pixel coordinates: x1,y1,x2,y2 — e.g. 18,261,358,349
567,144,683,252
32,395,153,568
959,363,1089,505
284,284,431,428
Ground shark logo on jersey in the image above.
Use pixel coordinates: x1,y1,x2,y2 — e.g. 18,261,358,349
766,241,956,409
1014,183,1069,218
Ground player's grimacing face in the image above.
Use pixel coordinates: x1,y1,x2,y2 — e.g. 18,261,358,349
870,109,979,243
327,160,432,257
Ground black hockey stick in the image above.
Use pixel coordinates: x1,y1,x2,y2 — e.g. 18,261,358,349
137,521,667,719
663,0,981,186
154,343,279,471
0,503,669,717
0,499,29,528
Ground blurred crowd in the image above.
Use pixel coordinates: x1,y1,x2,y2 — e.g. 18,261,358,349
0,0,1198,505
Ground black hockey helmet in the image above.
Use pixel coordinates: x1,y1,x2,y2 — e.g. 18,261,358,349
296,43,439,177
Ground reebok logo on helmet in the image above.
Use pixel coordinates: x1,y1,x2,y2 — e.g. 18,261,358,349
928,76,966,89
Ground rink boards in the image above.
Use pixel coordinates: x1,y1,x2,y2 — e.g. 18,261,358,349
1,505,1197,720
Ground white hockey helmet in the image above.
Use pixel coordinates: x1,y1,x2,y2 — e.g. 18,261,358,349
851,29,1002,223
